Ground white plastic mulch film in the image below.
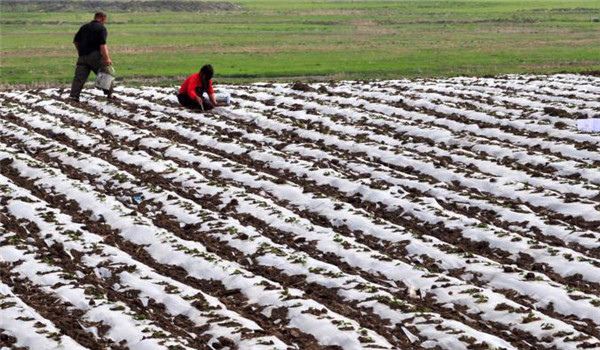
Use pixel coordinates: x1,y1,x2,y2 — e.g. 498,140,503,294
577,118,600,132
1,73,599,350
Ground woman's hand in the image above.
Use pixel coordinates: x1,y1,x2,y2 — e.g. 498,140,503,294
209,93,218,107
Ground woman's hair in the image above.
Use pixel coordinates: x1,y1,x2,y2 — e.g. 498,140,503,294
200,64,214,81
197,64,214,96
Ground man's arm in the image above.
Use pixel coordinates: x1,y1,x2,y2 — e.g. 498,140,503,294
73,28,81,54
100,44,112,66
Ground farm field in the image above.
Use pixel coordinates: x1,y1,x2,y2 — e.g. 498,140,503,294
1,0,600,84
1,74,600,349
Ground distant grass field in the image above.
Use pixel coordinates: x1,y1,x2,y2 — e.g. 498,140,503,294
1,0,599,85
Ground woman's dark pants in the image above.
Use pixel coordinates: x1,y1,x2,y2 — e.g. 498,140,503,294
177,87,214,111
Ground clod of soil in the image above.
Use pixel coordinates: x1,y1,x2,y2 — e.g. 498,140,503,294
291,82,315,92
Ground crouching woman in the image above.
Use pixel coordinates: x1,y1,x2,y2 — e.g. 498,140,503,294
177,64,217,111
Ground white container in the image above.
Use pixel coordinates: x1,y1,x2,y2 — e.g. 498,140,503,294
95,66,115,90
215,93,231,105
203,92,231,105
577,118,600,132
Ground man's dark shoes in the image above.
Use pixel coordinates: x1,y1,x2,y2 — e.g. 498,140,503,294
68,97,81,105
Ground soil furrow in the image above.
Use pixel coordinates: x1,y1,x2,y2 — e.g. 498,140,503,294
3,78,600,349
119,87,600,257
57,88,600,233
229,85,599,189
0,112,525,349
0,173,293,350
0,213,209,349
248,84,600,173
0,150,395,350
0,219,130,350
0,128,553,350
4,93,600,314
4,102,600,348
3,145,598,350
56,93,600,295
255,86,600,182
110,87,600,236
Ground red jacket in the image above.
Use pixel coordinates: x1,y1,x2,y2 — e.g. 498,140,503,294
179,73,214,100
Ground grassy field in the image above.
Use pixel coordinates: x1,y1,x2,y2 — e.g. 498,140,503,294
1,0,600,85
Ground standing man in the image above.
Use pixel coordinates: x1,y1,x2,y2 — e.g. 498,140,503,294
69,11,113,102
177,64,218,111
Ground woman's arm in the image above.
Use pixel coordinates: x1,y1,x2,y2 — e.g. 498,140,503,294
209,93,218,107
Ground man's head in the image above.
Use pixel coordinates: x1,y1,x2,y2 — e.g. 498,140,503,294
199,64,214,81
94,12,107,24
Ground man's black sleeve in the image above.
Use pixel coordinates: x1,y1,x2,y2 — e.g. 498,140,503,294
74,27,82,43
100,26,107,45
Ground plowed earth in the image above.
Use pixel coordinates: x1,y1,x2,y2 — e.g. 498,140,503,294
1,74,599,350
